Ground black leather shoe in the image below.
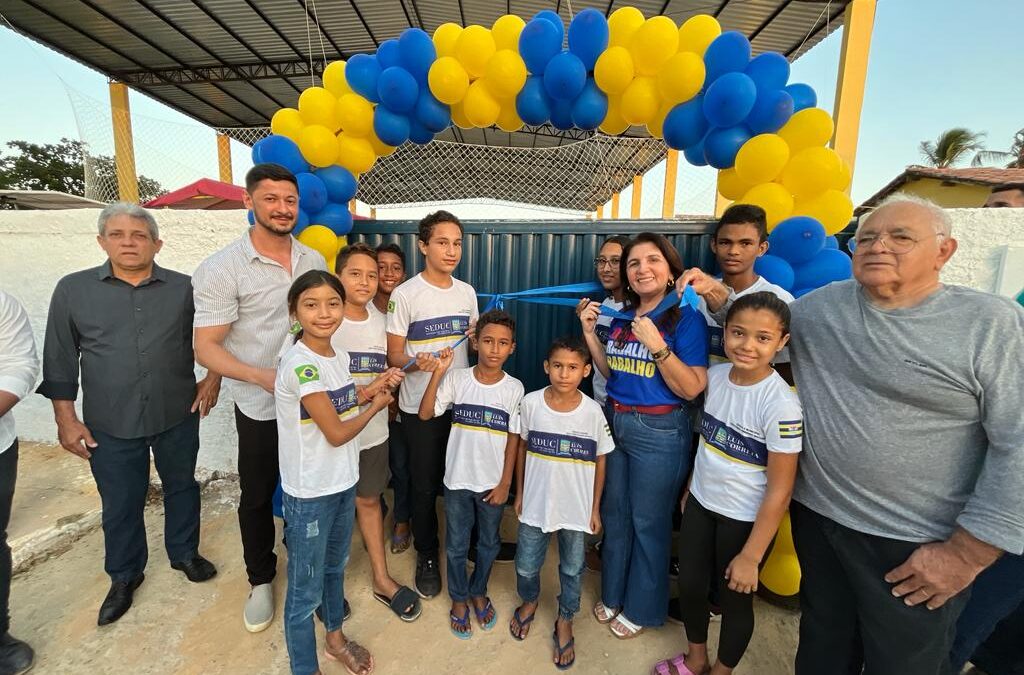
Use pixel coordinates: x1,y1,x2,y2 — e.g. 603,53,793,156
97,574,144,626
0,632,34,674
171,555,217,582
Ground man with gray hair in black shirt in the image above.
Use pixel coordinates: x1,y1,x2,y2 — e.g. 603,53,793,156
38,202,221,626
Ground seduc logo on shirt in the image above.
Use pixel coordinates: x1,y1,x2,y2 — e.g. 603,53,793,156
296,364,319,384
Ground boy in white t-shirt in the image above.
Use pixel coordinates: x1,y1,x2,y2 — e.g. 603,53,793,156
509,337,614,670
386,210,479,599
333,243,420,622
418,310,524,640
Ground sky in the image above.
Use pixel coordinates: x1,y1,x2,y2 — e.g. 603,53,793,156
0,0,1021,219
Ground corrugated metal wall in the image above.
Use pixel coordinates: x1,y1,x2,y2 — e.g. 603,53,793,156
350,219,721,393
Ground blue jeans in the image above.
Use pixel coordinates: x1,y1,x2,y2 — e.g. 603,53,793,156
89,412,201,582
445,487,503,602
601,408,690,626
515,522,586,620
950,553,1024,672
283,486,356,675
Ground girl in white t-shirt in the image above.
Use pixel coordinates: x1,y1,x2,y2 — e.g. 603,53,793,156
652,292,802,675
275,270,396,675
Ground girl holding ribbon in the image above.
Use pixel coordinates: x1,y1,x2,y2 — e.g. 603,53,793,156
579,232,709,638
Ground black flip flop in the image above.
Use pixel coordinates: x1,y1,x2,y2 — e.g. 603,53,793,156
509,605,535,641
553,621,576,670
373,585,421,622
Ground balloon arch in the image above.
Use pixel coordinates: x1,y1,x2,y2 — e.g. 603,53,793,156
252,7,854,297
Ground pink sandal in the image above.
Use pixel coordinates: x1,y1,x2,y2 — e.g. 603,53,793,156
651,653,698,675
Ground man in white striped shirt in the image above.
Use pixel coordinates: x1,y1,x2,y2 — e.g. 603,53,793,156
193,164,326,633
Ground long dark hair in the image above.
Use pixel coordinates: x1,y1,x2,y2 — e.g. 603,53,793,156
287,270,346,342
615,233,685,346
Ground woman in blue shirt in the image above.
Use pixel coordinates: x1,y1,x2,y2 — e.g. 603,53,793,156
580,232,708,638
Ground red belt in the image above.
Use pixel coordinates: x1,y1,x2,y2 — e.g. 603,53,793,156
610,399,679,415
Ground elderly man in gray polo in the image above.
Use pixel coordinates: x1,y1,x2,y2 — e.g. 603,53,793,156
681,194,1024,674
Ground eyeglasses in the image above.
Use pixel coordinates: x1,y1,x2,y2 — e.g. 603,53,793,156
594,256,621,269
847,231,944,255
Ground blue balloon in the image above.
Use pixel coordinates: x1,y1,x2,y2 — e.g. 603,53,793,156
746,89,794,134
568,8,609,71
683,136,708,167
376,39,402,69
373,106,411,147
663,96,709,151
703,125,753,169
408,118,434,145
295,172,328,214
703,31,751,85
753,254,795,291
312,203,354,236
824,235,839,250
519,18,563,75
543,51,587,101
702,72,757,128
768,216,827,265
534,9,565,38
791,287,816,298
252,135,308,175
294,209,310,235
744,52,790,91
550,97,574,130
516,75,552,126
570,78,607,130
314,166,358,203
345,53,382,103
414,90,451,133
785,83,817,112
399,28,436,81
792,248,853,290
246,209,255,226
377,66,419,114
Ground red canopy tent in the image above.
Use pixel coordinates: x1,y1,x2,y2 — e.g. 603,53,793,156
145,178,245,210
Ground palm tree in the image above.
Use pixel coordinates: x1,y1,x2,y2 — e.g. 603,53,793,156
973,129,1024,168
919,128,986,168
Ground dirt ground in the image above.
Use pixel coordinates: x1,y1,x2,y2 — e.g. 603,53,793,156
8,443,800,674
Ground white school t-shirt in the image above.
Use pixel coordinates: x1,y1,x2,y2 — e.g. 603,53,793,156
332,304,389,449
433,367,524,492
518,390,615,534
690,363,803,522
275,341,361,499
386,273,479,414
592,297,624,406
697,276,794,365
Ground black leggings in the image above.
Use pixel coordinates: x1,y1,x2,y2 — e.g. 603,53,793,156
677,496,756,668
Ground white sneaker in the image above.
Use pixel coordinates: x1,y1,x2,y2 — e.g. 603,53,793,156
244,583,275,633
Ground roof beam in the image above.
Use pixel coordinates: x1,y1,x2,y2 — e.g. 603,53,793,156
785,1,848,58
115,61,318,85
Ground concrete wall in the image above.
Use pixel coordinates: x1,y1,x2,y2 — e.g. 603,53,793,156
902,178,993,209
1,206,1022,472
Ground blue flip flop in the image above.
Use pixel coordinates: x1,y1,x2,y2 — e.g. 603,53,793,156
553,621,576,670
509,605,535,641
450,605,472,640
473,597,498,631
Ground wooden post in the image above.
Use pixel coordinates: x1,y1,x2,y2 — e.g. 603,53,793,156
108,81,138,202
831,0,877,191
216,133,233,184
631,175,643,219
611,192,620,219
662,149,679,219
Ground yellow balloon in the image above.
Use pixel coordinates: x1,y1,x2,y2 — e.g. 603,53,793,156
492,14,526,51
336,235,349,255
367,128,397,157
336,133,376,174
655,52,705,104
484,49,528,99
271,108,305,141
620,76,660,126
600,97,631,135
717,167,754,201
608,6,645,48
428,56,471,105
836,159,852,192
297,225,339,261
678,14,721,56
735,134,791,185
298,87,339,129
630,17,679,76
455,25,496,79
297,124,338,167
741,182,794,228
462,80,500,128
450,100,473,129
322,60,352,97
778,108,835,152
334,93,374,138
794,189,854,235
594,46,635,95
780,146,845,198
496,102,524,132
646,101,673,139
759,511,801,597
433,23,463,58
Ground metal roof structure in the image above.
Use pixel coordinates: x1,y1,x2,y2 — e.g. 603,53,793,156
3,0,851,209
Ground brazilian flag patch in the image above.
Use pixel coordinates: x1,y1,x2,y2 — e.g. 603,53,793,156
295,364,319,384
387,300,396,314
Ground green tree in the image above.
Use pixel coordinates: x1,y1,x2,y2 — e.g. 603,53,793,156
973,129,1024,168
919,128,986,168
0,137,167,203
